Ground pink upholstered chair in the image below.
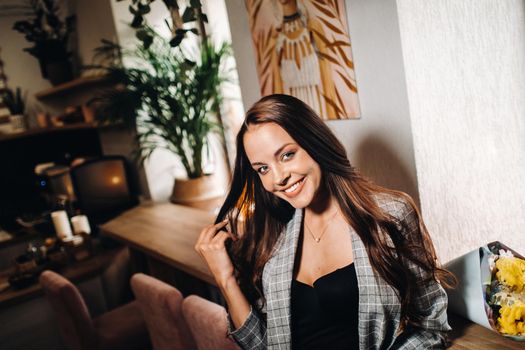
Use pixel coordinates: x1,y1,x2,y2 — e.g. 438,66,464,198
130,273,197,350
39,270,151,350
182,295,240,350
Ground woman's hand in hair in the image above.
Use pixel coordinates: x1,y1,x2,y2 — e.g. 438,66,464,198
196,221,252,331
195,220,238,288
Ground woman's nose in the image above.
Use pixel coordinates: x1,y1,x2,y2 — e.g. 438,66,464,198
274,167,290,187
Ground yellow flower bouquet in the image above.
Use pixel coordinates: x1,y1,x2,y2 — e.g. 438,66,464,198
486,243,525,339
446,241,525,341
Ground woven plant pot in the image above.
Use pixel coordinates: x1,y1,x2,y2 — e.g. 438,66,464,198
170,174,226,211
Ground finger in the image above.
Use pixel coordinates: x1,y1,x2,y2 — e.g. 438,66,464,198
204,220,229,241
224,229,238,241
209,231,230,250
195,225,212,247
211,231,237,248
196,220,228,248
213,219,229,230
196,223,219,248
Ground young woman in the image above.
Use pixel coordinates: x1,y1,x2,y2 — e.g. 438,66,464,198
195,94,453,349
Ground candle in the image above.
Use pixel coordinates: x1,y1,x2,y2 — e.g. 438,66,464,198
51,211,73,240
71,215,91,235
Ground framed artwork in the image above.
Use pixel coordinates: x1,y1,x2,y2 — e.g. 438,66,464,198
245,0,360,120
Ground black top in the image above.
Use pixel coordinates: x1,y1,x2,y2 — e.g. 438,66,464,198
291,263,359,350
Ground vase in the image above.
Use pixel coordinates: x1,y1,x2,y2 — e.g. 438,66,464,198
170,174,226,211
36,40,73,85
45,60,73,85
9,114,26,133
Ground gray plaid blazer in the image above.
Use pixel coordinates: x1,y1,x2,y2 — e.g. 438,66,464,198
229,194,450,349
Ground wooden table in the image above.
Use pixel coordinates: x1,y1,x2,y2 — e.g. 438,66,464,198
448,314,525,349
100,203,525,349
100,202,216,286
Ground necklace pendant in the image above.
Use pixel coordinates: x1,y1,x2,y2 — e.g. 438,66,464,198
315,238,320,243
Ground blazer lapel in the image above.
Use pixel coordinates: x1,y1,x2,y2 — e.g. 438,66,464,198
264,208,303,349
352,231,400,350
351,231,373,350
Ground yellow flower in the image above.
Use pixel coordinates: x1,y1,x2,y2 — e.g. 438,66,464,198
495,257,525,292
498,300,525,335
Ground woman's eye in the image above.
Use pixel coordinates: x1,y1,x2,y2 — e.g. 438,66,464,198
257,166,269,175
282,151,295,161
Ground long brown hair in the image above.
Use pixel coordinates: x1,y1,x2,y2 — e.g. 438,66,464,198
216,94,453,325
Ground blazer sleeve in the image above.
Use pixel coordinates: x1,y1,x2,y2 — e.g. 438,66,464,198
389,280,450,349
227,306,267,350
390,198,451,349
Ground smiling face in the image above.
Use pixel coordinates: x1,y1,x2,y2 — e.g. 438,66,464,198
243,122,322,209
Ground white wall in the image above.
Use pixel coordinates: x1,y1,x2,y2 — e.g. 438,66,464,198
75,0,118,69
224,0,261,112
397,0,525,262
202,0,245,169
0,15,52,126
338,0,419,203
225,0,420,202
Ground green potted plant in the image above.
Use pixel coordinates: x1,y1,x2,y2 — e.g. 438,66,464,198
120,0,208,48
92,27,232,207
12,0,75,85
1,87,27,132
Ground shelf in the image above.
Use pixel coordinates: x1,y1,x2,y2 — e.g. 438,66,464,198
35,75,112,100
0,121,129,142
0,123,97,142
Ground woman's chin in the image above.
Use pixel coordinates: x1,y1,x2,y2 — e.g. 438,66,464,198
283,193,313,209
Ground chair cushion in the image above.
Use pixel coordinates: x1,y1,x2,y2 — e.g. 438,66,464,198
131,273,197,350
183,295,240,350
39,270,97,350
93,300,150,350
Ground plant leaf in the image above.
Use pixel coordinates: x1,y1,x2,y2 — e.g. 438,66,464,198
182,7,196,23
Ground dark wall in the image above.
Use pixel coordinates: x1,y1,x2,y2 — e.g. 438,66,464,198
0,127,102,229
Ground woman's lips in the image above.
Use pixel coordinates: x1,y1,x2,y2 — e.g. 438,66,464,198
282,177,306,198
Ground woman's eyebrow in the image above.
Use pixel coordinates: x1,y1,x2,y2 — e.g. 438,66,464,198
250,143,295,166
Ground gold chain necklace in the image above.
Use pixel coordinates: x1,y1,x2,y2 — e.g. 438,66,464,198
304,210,339,243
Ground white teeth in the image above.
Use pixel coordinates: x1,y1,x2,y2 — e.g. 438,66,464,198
285,183,298,193
284,179,303,193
